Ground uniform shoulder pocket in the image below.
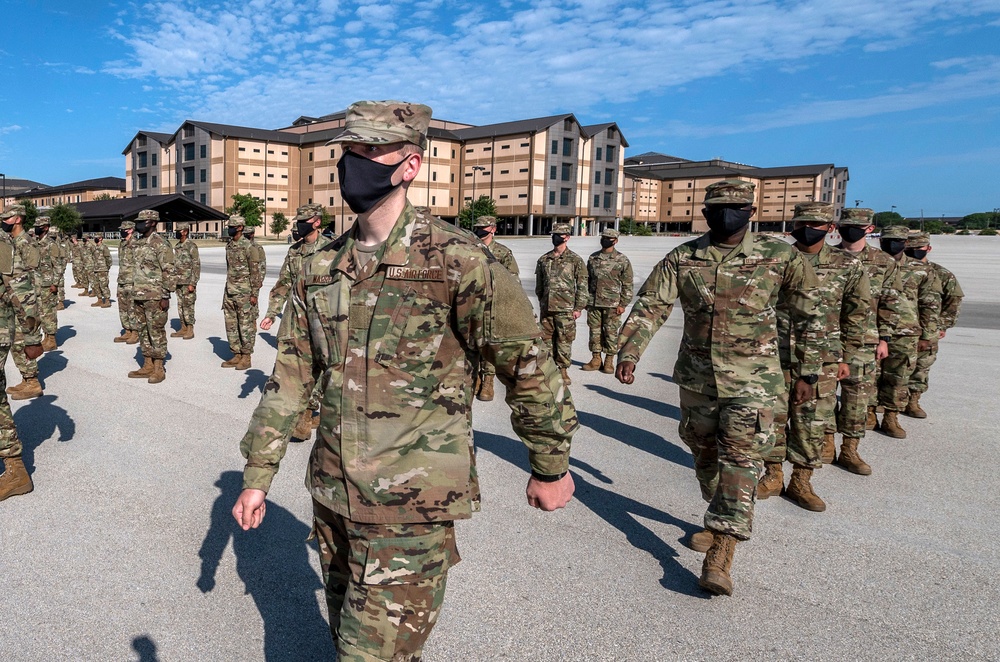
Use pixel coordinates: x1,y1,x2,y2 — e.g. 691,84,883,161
486,261,540,342
0,243,13,276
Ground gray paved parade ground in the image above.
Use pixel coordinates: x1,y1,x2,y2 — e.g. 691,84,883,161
2,234,997,661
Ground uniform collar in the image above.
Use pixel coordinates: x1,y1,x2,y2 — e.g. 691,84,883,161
692,229,754,260
330,201,420,279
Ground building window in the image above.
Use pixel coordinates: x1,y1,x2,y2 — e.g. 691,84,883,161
451,150,455,158
432,171,437,182
499,194,508,199
253,148,260,153
550,166,557,180
596,147,602,161
432,196,436,205
451,173,455,183
595,171,601,184
137,136,147,147
183,167,194,185
519,168,528,173
450,197,454,206
500,170,509,175
685,209,690,215
561,163,571,181
200,193,207,204
330,172,335,183
465,172,472,178
184,143,195,161
594,194,600,208
330,197,335,205
282,151,287,156
563,138,573,157
466,148,474,154
551,140,558,155
605,169,613,185
239,147,245,152
151,175,157,188
138,173,148,189
518,193,527,198
606,146,615,162
267,173,274,178
201,145,207,158
268,149,274,155
433,147,438,157
183,126,194,138
549,191,556,205
138,152,148,168
686,196,691,202
483,147,491,152
308,175,313,184
521,142,530,147
238,171,245,176
281,174,287,179
200,169,207,183
667,210,671,216
253,172,260,177
501,144,510,150
560,188,570,206
604,192,613,209
151,153,157,166
308,152,313,162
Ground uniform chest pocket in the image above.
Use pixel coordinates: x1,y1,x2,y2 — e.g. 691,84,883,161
736,265,780,312
678,263,715,306
304,279,351,368
374,285,450,381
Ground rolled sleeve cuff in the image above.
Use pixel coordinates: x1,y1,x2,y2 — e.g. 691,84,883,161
242,465,276,493
528,451,570,477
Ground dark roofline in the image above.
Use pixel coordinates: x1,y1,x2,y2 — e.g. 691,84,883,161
20,177,126,196
183,120,302,144
120,130,175,154
450,113,577,141
72,193,228,224
581,122,630,148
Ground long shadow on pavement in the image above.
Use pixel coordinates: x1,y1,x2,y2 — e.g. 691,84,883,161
199,471,335,662
647,372,674,384
474,431,705,598
239,369,269,399
38,350,68,384
583,384,681,421
12,394,75,475
131,635,159,662
259,331,278,350
55,325,78,346
576,410,692,469
208,336,234,362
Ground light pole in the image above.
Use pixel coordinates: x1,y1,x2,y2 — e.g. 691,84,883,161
854,199,862,207
471,165,485,224
1,173,5,207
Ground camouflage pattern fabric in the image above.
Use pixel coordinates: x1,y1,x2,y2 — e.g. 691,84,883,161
764,370,792,464
173,238,201,326
325,100,432,149
539,313,577,369
586,248,633,354
879,336,919,410
131,233,175,359
82,241,97,293
239,202,576,523
248,237,266,324
70,241,84,286
117,235,138,332
908,262,963,394
0,345,20,458
618,231,823,540
92,242,112,300
313,500,457,661
536,247,587,369
265,236,328,320
223,236,262,355
9,233,41,380
479,240,519,378
36,232,62,336
56,232,70,305
135,299,169,360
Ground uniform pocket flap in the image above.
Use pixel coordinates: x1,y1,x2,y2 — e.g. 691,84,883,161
362,528,457,586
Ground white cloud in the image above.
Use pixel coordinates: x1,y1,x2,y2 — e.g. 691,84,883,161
0,125,23,135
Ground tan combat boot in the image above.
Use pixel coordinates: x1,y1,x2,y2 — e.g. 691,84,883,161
687,529,715,553
311,410,320,429
10,378,43,401
785,465,826,512
836,437,871,475
560,367,572,385
90,298,102,307
170,324,186,338
42,335,58,352
5,381,27,395
56,301,65,311
114,330,130,343
128,356,154,379
292,410,313,441
235,353,252,371
699,532,738,596
221,354,240,368
100,298,112,308
182,324,194,340
147,359,166,384
866,406,878,430
0,457,33,501
880,411,907,439
821,433,836,464
756,462,784,500
904,392,927,419
601,354,615,374
126,330,139,344
581,353,602,371
477,374,495,402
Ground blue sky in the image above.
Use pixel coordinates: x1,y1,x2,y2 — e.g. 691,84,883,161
2,0,999,217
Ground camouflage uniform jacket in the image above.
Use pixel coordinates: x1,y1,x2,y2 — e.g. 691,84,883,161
929,262,963,330
487,241,519,276
57,235,70,272
535,248,588,313
618,232,824,399
778,243,872,368
587,249,634,308
225,237,263,297
81,242,96,271
36,234,62,288
71,242,84,268
173,240,201,285
892,256,941,340
250,239,267,287
93,243,112,273
131,233,175,300
265,236,330,320
838,242,903,344
118,237,136,285
240,203,577,524
0,232,42,346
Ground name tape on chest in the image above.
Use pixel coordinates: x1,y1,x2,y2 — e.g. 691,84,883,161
742,257,780,266
386,265,444,281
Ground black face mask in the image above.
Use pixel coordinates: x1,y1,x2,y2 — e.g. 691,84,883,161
600,237,616,249
551,234,567,246
839,226,868,243
704,207,752,236
473,228,491,239
905,248,928,260
121,231,131,241
296,221,316,238
134,222,148,235
291,229,301,241
881,239,906,255
34,226,46,237
1,221,15,233
227,227,239,238
791,226,828,247
337,151,406,214
174,231,183,240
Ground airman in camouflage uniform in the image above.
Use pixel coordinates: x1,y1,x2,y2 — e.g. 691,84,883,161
0,205,44,501
70,234,84,289
222,216,263,371
82,236,98,297
903,234,962,419
114,221,139,344
91,235,112,308
128,210,175,384
761,202,871,512
33,217,62,351
471,215,519,402
876,226,941,438
261,203,329,438
2,206,45,401
171,222,200,340
535,222,587,385
582,228,633,375
55,228,70,310
830,208,903,474
246,225,267,326
232,101,576,661
616,179,823,596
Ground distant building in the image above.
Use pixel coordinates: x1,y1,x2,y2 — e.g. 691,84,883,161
16,177,126,208
2,177,48,207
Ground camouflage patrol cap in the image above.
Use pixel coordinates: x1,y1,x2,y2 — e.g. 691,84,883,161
601,228,620,239
120,221,135,231
245,226,256,236
175,222,191,231
791,201,835,223
294,203,324,221
881,225,910,240
906,231,931,248
35,216,51,227
473,215,498,228
839,207,875,226
137,209,159,222
0,204,26,220
704,179,755,205
227,215,246,228
552,222,572,234
326,100,432,150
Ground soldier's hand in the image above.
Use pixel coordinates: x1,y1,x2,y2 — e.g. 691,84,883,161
836,363,850,381
188,284,195,293
232,488,267,531
917,339,932,352
49,285,58,294
572,310,581,320
25,344,44,360
876,340,889,361
615,360,635,385
939,330,946,339
791,378,814,405
615,305,625,315
159,298,169,311
260,317,274,331
526,473,574,511
250,296,258,306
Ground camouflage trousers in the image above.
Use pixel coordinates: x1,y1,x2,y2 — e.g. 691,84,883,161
829,349,877,439
134,299,168,360
82,269,94,293
878,336,919,412
0,344,22,459
38,286,59,336
11,326,38,380
586,306,621,354
93,271,111,300
768,363,838,469
312,501,458,661
678,387,774,541
118,284,136,331
540,312,576,369
222,294,257,355
908,340,939,394
58,268,67,306
71,261,81,286
175,285,197,326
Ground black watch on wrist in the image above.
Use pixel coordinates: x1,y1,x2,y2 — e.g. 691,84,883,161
530,470,567,483
801,374,819,385
879,336,891,343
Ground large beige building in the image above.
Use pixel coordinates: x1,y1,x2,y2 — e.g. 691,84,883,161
17,176,126,208
124,111,629,236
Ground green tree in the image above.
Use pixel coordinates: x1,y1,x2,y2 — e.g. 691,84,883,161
922,219,946,235
225,193,266,228
959,212,994,230
619,217,652,236
15,199,39,228
457,195,497,230
873,210,904,228
270,211,288,236
94,193,114,201
49,203,82,233
320,208,333,229
980,228,998,236
940,224,957,234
